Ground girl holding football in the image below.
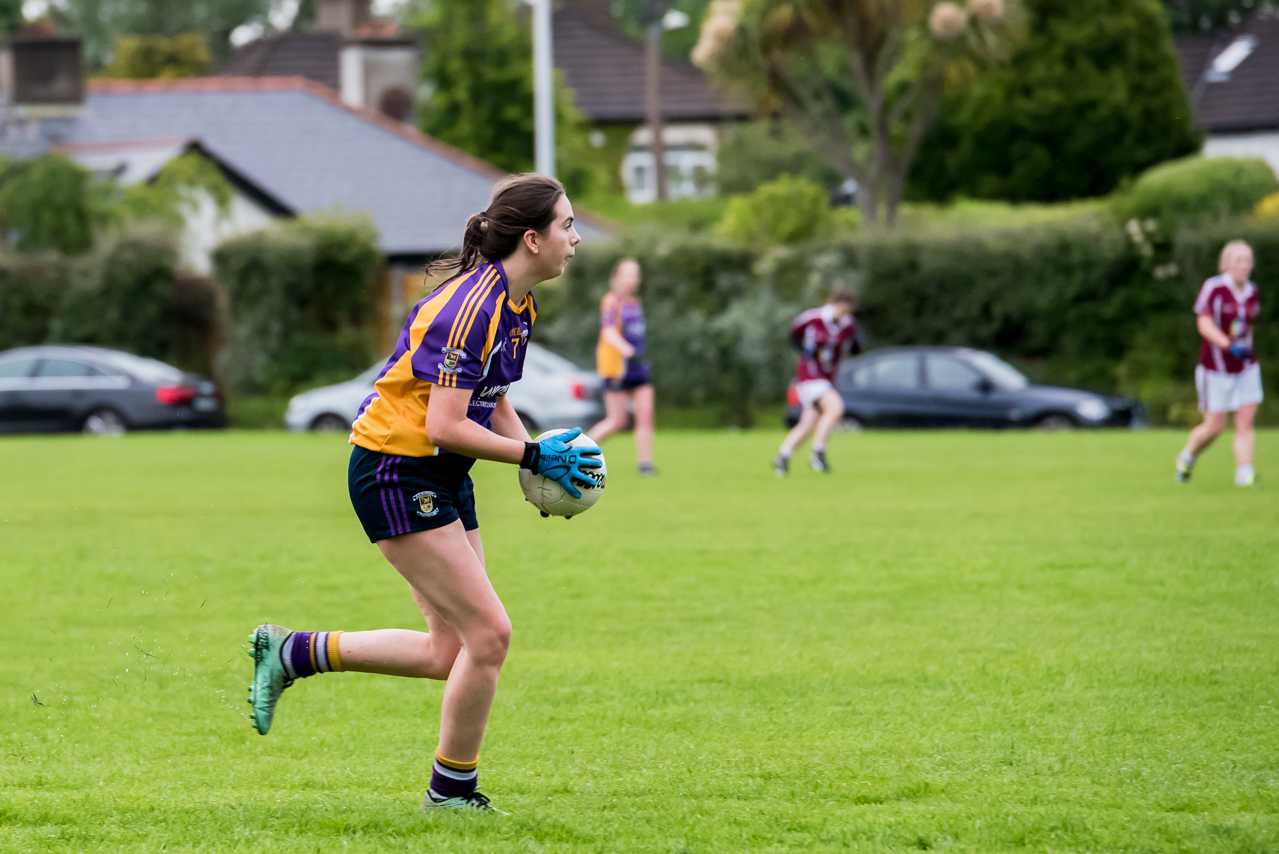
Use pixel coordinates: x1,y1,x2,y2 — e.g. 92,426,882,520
245,174,602,813
1176,239,1262,486
589,258,657,475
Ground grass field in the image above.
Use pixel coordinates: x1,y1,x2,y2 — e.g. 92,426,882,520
3,429,1278,853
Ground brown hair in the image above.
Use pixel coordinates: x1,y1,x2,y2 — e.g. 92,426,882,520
610,257,640,282
425,173,566,278
828,287,857,307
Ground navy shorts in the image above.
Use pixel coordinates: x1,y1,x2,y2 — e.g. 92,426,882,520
603,362,651,392
348,446,478,542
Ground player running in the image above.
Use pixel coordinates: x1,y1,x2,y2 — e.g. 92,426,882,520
774,288,863,476
245,174,602,814
589,258,657,475
1176,239,1262,487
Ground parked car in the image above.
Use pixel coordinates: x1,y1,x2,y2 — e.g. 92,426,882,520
285,342,604,434
0,345,226,435
784,346,1140,429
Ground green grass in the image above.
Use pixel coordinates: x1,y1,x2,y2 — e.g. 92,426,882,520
3,429,1278,852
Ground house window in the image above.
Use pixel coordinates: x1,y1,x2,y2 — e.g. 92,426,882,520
632,165,647,191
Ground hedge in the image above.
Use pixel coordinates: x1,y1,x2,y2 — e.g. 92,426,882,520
539,215,1279,426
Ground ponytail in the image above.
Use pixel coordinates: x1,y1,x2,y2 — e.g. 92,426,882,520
426,173,566,278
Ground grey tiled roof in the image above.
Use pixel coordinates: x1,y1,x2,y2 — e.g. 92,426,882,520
553,0,750,123
10,77,606,255
1175,13,1279,133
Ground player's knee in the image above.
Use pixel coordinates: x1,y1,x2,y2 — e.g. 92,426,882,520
468,618,511,668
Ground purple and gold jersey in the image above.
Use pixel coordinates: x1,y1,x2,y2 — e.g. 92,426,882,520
350,262,535,457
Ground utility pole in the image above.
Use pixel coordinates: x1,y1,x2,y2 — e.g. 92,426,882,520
644,0,667,202
531,0,556,177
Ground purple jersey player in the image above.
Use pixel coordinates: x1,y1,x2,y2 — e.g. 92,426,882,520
590,258,657,474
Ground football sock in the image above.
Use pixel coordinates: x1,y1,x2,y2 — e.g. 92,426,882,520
1177,449,1196,468
812,442,826,453
1236,464,1255,486
777,446,793,459
429,751,479,800
279,631,344,680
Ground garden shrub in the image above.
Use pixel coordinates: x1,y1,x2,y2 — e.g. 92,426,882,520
214,213,380,394
718,175,857,245
1111,156,1279,231
0,254,69,351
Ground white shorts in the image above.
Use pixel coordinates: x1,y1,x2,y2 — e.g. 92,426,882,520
796,378,838,408
1196,363,1263,413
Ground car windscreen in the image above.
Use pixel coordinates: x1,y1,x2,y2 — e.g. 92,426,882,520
523,344,580,376
93,351,184,383
966,351,1029,390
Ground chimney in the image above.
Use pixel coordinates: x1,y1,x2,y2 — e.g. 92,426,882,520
317,0,372,39
0,36,83,112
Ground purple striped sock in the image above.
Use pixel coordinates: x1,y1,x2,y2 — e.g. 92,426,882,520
279,631,336,680
429,756,478,800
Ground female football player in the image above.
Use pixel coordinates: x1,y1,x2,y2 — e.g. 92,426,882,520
774,288,862,476
589,257,657,475
246,174,602,814
1176,239,1262,486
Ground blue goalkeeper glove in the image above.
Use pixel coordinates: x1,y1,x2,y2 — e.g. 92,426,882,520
1231,341,1253,360
520,427,603,499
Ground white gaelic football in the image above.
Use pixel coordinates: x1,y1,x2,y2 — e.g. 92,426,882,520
518,430,607,518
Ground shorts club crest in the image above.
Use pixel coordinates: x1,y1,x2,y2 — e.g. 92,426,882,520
412,490,439,518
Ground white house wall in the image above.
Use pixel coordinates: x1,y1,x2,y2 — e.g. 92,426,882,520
181,188,278,275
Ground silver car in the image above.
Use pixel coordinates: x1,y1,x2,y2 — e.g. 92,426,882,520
285,343,603,434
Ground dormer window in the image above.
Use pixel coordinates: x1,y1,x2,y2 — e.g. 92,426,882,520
1206,35,1256,81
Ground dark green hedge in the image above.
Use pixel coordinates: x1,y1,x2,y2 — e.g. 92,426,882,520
214,213,381,394
540,216,1279,426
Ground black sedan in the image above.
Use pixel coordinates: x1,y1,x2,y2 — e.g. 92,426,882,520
785,346,1140,429
0,345,226,435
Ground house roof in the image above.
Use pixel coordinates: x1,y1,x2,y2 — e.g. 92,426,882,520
1174,13,1279,134
552,0,750,124
0,76,607,255
217,32,343,90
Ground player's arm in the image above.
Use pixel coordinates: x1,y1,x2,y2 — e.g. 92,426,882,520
1197,313,1232,349
425,386,525,464
600,296,635,357
490,395,532,443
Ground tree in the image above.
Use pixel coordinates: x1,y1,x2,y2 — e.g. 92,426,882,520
692,0,1018,225
99,33,212,78
907,0,1200,204
0,155,115,254
0,0,21,35
49,0,271,67
409,0,597,193
1160,0,1261,33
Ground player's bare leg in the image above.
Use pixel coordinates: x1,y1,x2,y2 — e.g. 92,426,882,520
1177,411,1227,482
371,523,510,763
1233,404,1257,485
590,390,631,444
809,390,846,473
776,405,818,476
633,384,656,474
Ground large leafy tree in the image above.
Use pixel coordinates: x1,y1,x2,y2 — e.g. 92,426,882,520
693,0,1019,226
409,0,596,192
907,0,1200,204
49,0,271,66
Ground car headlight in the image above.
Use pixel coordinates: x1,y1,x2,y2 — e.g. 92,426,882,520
1074,399,1110,421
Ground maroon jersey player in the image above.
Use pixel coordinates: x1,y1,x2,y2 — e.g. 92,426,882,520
774,288,863,475
1176,239,1263,487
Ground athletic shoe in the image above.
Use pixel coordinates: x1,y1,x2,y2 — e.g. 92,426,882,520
811,450,831,473
1175,453,1194,484
638,462,659,477
247,624,294,735
773,454,789,478
1236,465,1256,487
423,791,508,814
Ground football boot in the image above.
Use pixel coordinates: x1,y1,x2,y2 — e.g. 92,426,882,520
247,624,294,735
773,454,789,478
1175,453,1194,484
423,791,508,814
811,449,831,473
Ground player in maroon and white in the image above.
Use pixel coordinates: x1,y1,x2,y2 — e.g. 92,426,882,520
774,288,863,475
1176,239,1262,487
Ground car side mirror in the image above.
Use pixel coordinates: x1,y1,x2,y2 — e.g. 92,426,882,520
976,377,995,395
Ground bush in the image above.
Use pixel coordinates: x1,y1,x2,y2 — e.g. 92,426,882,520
0,254,69,351
0,154,114,254
214,213,381,394
1111,156,1279,230
719,175,858,246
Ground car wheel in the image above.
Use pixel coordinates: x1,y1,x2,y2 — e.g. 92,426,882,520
310,413,351,433
518,412,538,434
835,415,864,432
1035,413,1076,431
83,408,127,437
